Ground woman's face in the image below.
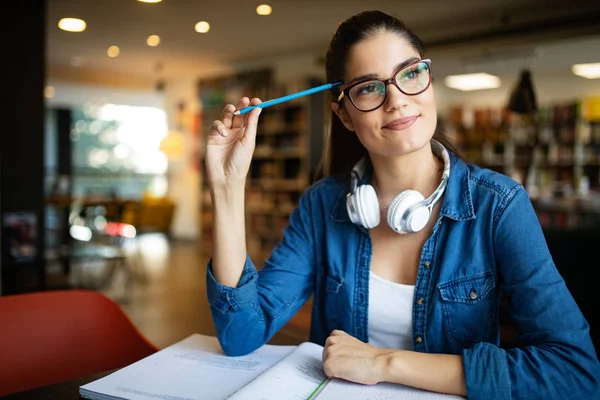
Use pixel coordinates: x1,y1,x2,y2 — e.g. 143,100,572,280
333,31,437,157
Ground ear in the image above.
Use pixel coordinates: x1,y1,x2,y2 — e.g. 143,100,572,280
331,102,355,132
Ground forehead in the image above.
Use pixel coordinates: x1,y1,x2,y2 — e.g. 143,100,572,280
346,31,419,79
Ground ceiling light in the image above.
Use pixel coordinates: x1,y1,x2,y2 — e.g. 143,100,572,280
137,0,162,3
444,73,501,91
195,21,210,33
58,18,86,32
572,63,600,79
107,46,120,58
147,35,161,47
44,86,55,99
256,4,272,16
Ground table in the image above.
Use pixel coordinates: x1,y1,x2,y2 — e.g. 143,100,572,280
4,369,117,399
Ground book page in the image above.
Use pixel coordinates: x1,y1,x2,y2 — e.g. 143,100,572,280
80,334,295,400
228,341,328,400
317,379,466,400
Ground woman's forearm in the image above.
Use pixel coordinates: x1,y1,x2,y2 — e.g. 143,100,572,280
210,183,248,288
380,350,467,396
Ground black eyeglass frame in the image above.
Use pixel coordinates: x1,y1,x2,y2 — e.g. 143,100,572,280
337,58,433,112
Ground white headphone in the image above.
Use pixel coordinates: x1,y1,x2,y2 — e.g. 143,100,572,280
346,140,451,234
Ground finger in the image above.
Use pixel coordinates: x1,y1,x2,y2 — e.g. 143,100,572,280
323,360,337,379
222,104,237,129
232,97,250,129
325,336,338,347
249,97,262,107
242,98,263,140
331,329,347,336
210,120,229,137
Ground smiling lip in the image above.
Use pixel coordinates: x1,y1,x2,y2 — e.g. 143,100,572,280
383,116,418,130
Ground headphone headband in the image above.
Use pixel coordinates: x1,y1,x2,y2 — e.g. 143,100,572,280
425,140,450,209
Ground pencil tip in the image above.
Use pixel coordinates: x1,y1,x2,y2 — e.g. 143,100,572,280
233,110,240,115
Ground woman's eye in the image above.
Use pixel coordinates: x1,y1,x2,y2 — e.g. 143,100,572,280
400,65,427,81
356,83,381,95
400,68,419,81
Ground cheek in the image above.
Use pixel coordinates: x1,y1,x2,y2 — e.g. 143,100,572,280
419,89,436,114
352,114,380,132
342,108,369,136
346,106,382,131
417,91,437,129
351,115,384,148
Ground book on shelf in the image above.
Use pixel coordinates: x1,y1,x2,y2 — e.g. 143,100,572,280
79,333,465,400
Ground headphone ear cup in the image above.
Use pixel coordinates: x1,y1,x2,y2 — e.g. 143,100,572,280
355,184,380,229
405,204,431,233
386,190,425,234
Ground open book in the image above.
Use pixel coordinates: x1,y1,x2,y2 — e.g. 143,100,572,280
80,333,465,400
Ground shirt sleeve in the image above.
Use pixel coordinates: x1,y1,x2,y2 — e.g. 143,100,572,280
205,185,317,356
462,185,600,400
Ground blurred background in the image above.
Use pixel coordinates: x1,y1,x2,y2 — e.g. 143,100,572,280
3,0,600,350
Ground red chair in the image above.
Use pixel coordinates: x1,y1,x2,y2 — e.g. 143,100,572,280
0,290,159,396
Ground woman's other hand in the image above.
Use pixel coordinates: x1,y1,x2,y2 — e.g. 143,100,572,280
322,330,391,385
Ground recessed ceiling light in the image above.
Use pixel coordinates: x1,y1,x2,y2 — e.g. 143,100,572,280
107,46,120,58
256,4,272,16
44,86,55,99
572,63,600,79
195,21,210,33
147,35,161,47
137,0,162,3
444,73,501,91
58,18,86,32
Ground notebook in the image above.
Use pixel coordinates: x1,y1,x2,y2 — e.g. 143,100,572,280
79,333,465,400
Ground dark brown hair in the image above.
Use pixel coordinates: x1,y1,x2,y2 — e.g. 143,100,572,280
316,10,461,180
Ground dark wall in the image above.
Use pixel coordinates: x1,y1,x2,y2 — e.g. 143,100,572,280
1,0,46,295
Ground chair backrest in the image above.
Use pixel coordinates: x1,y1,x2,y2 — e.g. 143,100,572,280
0,290,158,396
138,196,176,233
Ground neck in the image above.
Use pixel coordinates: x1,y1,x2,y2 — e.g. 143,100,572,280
370,143,442,207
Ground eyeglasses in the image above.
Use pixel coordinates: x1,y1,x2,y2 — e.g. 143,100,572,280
337,59,432,112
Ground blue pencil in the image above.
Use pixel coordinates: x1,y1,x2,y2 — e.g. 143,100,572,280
233,80,343,115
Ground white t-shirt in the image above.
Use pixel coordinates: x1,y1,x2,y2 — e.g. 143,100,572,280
368,270,415,350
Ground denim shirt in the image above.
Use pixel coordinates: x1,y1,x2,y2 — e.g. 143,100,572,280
207,152,600,399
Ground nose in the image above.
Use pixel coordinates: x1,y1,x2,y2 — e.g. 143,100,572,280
383,82,409,112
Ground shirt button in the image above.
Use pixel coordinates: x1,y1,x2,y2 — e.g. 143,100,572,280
416,336,423,344
417,298,424,305
469,290,478,300
424,261,431,268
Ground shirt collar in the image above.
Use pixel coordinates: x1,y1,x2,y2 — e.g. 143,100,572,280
330,151,475,223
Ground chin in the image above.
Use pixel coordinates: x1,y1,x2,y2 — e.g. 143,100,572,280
377,127,433,157
356,116,436,158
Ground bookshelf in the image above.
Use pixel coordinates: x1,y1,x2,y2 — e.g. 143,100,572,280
198,70,327,267
446,98,600,230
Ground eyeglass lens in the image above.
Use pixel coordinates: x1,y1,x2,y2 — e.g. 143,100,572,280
348,61,431,111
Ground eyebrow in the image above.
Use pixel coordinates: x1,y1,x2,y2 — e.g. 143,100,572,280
346,57,421,86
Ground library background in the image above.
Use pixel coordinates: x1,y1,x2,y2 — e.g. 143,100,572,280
3,0,600,373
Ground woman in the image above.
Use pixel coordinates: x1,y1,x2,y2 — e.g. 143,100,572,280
204,10,599,399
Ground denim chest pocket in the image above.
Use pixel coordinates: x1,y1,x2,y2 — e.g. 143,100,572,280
438,272,496,344
324,274,344,330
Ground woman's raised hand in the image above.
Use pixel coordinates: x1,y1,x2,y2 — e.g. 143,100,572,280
205,97,262,187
